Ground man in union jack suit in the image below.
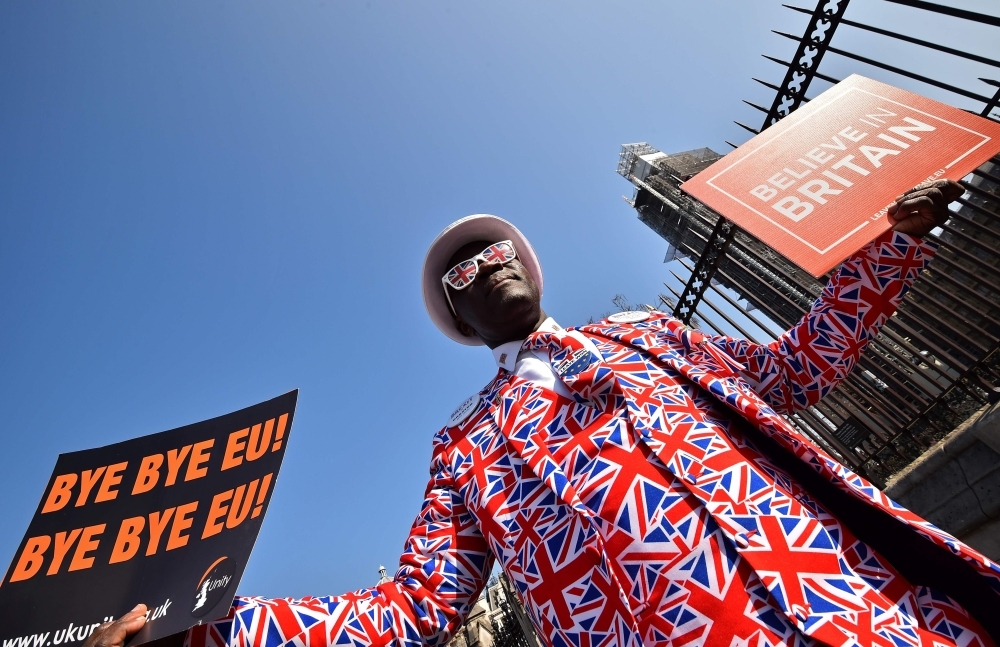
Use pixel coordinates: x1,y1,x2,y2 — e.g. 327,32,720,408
92,180,999,647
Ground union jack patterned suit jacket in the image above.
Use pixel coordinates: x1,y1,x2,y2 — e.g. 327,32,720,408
188,231,1000,647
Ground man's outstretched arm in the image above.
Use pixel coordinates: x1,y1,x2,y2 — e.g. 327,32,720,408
83,442,492,647
704,179,962,414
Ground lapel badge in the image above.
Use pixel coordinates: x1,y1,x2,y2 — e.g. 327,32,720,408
555,349,598,378
608,310,650,324
447,393,481,427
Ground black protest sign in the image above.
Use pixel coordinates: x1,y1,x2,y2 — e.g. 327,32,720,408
0,390,298,647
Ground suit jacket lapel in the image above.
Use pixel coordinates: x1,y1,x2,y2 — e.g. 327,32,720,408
582,320,812,457
492,374,591,516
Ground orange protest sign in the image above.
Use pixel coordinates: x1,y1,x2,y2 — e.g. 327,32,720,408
681,75,1000,276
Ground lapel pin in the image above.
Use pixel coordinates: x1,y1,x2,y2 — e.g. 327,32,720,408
556,349,597,378
447,393,481,427
608,311,650,324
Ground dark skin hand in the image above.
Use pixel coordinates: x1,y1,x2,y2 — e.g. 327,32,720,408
82,605,147,647
887,178,964,237
447,240,546,348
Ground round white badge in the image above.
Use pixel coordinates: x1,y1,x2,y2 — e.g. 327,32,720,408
447,393,481,427
608,310,650,324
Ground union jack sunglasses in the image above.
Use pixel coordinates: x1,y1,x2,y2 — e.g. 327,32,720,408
441,240,518,314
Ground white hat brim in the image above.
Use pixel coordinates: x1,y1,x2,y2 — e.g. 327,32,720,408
422,215,543,346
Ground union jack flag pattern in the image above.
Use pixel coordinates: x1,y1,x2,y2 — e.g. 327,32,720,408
187,231,999,647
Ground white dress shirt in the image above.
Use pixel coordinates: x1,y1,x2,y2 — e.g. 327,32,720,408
490,317,602,400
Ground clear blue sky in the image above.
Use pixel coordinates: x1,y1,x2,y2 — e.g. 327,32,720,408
2,1,997,599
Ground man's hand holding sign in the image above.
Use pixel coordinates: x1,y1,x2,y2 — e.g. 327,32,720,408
888,178,965,237
81,607,149,647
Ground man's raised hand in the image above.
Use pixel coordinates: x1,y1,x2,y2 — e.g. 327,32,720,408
82,605,147,647
887,178,964,238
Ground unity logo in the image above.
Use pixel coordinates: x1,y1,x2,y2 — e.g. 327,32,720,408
191,556,236,617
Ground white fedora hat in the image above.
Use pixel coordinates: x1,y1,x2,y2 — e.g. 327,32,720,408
422,215,543,346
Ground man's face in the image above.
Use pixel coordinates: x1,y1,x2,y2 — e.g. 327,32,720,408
445,240,543,347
